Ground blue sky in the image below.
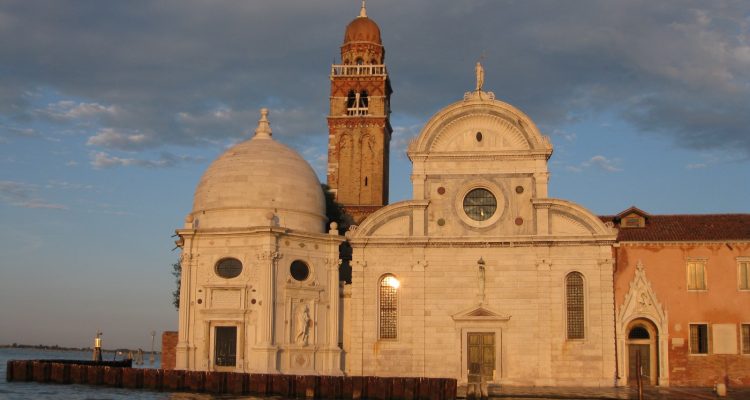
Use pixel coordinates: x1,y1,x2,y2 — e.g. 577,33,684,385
1,1,749,349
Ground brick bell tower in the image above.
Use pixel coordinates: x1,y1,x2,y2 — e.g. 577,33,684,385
327,1,392,224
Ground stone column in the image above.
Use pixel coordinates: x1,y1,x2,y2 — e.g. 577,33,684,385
176,247,193,370
535,258,553,385
254,243,282,371
598,257,617,386
534,203,551,236
533,171,549,198
324,252,344,374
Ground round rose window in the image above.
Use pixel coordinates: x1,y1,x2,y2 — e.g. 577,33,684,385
463,188,497,221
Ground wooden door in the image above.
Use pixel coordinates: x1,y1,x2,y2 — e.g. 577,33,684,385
628,344,650,384
467,332,495,383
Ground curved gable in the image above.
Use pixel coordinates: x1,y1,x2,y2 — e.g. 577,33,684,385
535,198,617,237
409,98,552,156
348,200,429,238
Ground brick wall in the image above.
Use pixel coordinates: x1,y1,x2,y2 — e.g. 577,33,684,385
669,346,750,387
161,331,178,370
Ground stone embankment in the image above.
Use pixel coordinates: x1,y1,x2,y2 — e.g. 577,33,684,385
6,359,457,399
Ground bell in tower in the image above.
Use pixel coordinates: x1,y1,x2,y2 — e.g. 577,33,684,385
327,0,392,224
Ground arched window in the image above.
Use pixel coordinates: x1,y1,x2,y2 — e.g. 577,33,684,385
629,326,650,339
346,90,356,109
566,272,585,339
359,91,368,108
379,274,400,339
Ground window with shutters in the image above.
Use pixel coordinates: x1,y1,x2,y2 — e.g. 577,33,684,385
687,260,707,290
566,272,585,340
379,274,399,340
742,324,750,355
738,259,750,290
689,324,709,354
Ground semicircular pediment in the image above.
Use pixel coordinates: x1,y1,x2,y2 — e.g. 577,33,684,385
409,99,552,155
429,112,528,152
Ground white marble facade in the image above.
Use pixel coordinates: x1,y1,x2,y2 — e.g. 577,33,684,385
176,89,618,386
175,110,345,375
344,89,618,386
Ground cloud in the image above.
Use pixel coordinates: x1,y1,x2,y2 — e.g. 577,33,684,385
550,129,577,142
3,126,39,138
86,128,152,151
391,123,424,157
0,0,748,158
90,151,205,169
0,180,68,210
566,155,622,173
40,100,119,120
686,163,707,170
45,180,93,190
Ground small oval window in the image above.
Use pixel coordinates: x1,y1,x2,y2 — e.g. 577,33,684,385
476,131,483,142
216,258,243,279
290,260,310,281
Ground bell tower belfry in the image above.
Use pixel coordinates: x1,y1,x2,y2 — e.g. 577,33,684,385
327,1,392,223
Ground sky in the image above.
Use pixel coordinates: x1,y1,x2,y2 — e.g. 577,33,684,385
1,0,749,349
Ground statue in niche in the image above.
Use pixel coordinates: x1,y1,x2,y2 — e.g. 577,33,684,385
296,305,311,346
637,292,651,311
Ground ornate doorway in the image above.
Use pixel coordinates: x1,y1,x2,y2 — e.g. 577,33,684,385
626,319,657,385
467,332,495,383
214,326,237,369
616,261,669,386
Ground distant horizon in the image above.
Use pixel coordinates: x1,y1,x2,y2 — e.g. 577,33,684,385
0,342,164,353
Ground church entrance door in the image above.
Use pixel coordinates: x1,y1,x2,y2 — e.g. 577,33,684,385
214,326,237,369
626,319,657,385
467,332,495,383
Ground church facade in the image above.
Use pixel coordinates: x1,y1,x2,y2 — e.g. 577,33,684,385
173,2,749,389
343,84,618,386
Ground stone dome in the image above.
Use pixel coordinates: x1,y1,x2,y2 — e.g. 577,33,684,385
344,16,381,44
191,109,326,233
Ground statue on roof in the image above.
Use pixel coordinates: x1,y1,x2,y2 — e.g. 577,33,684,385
475,61,484,92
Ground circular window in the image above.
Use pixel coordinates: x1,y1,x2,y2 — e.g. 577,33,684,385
463,188,497,221
216,258,242,279
290,260,310,281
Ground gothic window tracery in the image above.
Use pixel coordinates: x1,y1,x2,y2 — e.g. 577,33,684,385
379,274,399,340
566,272,585,339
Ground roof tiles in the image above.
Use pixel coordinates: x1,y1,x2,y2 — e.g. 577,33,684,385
599,213,750,242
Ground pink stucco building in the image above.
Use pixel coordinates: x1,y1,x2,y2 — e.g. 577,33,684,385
605,207,750,387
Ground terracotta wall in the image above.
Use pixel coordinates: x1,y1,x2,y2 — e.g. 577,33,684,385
614,242,750,387
161,331,178,370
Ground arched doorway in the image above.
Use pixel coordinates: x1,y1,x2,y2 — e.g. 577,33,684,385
626,319,658,385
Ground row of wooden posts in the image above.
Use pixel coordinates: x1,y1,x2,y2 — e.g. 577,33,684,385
6,360,457,400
